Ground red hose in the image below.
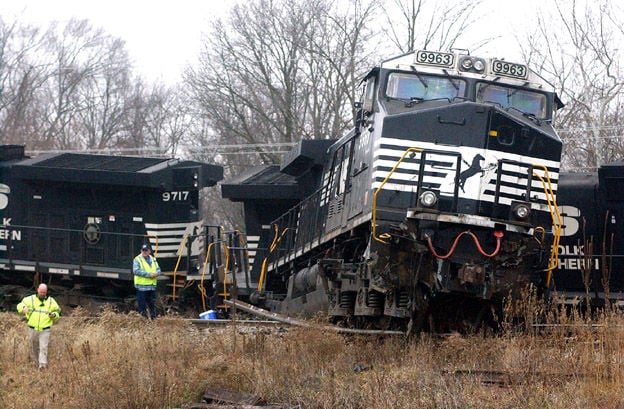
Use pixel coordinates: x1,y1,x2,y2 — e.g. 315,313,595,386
427,230,503,259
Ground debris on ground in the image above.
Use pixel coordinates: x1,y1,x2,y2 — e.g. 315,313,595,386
176,387,298,409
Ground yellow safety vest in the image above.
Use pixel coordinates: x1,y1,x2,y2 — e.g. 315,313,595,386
17,294,61,330
133,255,159,286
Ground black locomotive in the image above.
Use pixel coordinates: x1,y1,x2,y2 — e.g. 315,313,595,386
552,163,624,307
0,145,223,310
221,50,564,331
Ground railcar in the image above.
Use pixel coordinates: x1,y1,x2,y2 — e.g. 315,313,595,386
552,163,624,307
222,50,564,332
0,145,223,310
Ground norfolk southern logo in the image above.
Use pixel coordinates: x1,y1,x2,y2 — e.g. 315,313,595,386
0,184,8,211
1,183,22,246
458,154,485,193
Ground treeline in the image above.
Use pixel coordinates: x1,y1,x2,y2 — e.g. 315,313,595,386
0,18,191,155
2,1,624,200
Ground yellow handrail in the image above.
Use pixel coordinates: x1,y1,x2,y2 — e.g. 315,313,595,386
257,224,289,293
170,234,189,301
532,164,563,289
372,147,423,243
220,228,230,309
198,241,216,312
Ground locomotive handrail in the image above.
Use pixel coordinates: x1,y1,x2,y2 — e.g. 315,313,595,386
229,229,251,290
532,164,563,288
372,147,423,243
219,228,231,310
533,226,546,246
170,234,188,301
257,224,289,293
199,241,218,311
196,236,229,312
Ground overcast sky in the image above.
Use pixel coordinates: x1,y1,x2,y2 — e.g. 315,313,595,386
0,0,538,84
0,0,230,84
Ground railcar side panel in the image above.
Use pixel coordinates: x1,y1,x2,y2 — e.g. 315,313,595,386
0,146,222,307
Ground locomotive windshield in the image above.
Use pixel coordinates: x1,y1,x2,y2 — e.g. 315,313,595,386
386,72,466,101
476,83,547,119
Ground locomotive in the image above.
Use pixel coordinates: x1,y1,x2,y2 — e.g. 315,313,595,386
221,50,564,332
553,163,624,307
0,145,223,310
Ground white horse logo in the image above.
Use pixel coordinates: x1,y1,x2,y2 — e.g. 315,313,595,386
0,184,10,211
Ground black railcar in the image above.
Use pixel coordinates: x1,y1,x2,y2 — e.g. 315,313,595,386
553,163,624,307
222,50,564,332
0,145,222,309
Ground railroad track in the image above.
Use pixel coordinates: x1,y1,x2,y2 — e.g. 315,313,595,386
187,299,405,335
221,299,405,335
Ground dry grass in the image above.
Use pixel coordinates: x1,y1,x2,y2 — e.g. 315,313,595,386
2,297,624,409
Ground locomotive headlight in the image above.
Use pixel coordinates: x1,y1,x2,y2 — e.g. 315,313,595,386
473,59,485,72
460,57,473,70
459,57,486,74
511,202,531,220
419,191,438,208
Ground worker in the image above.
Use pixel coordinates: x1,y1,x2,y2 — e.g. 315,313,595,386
17,283,61,370
133,243,161,319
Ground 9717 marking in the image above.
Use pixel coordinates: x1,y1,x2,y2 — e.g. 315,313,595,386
162,191,189,201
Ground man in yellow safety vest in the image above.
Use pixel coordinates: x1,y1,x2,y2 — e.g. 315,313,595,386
132,243,161,319
17,283,61,369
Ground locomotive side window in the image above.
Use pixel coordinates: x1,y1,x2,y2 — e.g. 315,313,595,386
332,145,346,196
327,140,355,198
362,76,377,113
476,83,547,119
386,73,466,101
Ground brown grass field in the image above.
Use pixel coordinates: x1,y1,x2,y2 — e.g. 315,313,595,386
2,292,624,409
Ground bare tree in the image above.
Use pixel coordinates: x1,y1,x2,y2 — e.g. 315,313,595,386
142,84,194,156
184,0,380,228
36,19,129,150
185,0,378,167
0,17,190,158
0,18,49,144
521,0,624,170
73,37,133,150
381,0,484,53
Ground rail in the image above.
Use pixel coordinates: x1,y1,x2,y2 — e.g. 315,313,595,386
223,299,405,335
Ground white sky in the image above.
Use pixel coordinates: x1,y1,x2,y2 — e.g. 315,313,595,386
0,0,231,84
0,0,538,84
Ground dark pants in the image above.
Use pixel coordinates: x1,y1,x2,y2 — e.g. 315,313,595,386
137,289,157,319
